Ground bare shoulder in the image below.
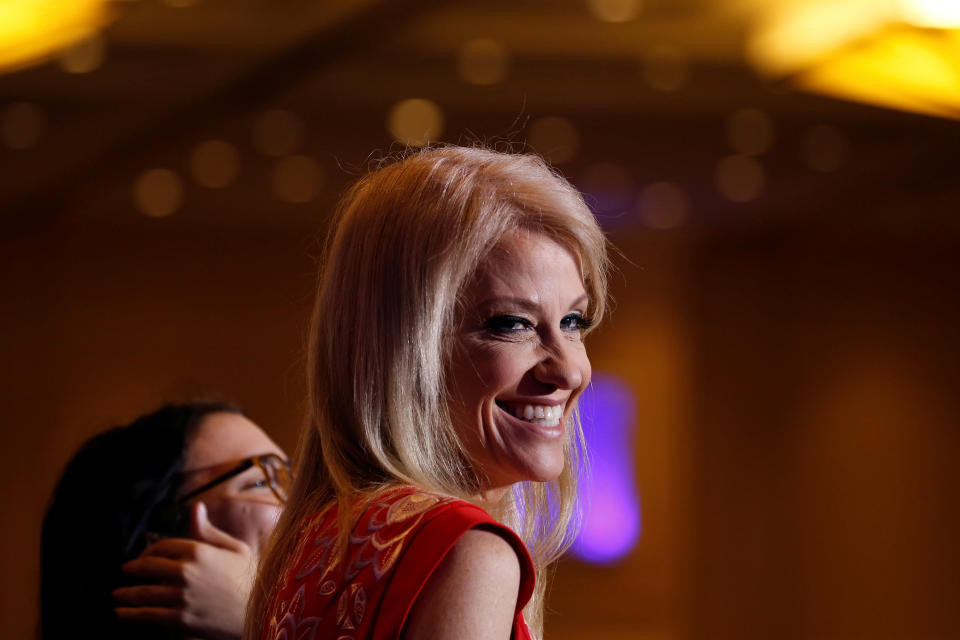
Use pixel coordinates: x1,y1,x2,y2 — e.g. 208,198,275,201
441,526,522,581
402,527,521,640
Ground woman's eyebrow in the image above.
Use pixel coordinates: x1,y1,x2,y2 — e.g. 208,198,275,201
477,296,541,313
568,293,589,310
477,293,590,312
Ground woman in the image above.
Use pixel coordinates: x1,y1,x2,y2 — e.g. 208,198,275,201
41,402,290,639
247,146,609,640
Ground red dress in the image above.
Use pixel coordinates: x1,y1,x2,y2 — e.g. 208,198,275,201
263,486,535,640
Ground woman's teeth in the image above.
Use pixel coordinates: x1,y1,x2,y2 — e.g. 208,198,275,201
501,403,563,427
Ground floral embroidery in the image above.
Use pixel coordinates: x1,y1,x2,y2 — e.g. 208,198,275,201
318,580,336,596
266,584,321,640
336,589,353,630
345,491,452,580
352,584,367,624
333,582,367,631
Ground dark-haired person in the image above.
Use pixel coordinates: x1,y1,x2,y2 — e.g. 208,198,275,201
41,402,290,639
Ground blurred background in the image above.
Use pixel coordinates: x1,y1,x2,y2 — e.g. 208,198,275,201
2,0,959,638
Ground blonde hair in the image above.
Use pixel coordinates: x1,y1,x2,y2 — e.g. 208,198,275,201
246,146,609,639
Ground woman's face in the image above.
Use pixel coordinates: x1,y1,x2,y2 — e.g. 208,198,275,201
179,412,286,553
448,230,592,496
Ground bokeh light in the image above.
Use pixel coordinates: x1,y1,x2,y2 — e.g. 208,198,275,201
900,0,960,27
271,155,323,204
715,154,765,203
642,45,689,92
456,38,509,85
134,168,184,217
725,107,775,156
801,124,848,173
747,2,887,76
586,0,642,23
638,181,690,229
58,33,105,74
188,139,240,189
387,98,444,146
253,109,303,157
573,373,641,564
0,0,113,74
1,102,45,150
527,116,580,165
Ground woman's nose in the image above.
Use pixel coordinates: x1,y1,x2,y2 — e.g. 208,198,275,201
533,340,585,390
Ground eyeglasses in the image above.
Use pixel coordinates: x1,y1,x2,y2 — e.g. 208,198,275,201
179,453,293,504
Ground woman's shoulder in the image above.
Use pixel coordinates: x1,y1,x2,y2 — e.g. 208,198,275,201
401,527,523,640
274,486,534,640
380,488,535,621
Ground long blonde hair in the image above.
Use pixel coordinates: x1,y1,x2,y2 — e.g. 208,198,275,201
246,146,609,639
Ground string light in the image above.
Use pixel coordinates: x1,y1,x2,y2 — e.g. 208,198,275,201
586,0,642,23
188,140,240,189
58,33,105,74
134,169,183,217
387,98,444,146
715,155,765,203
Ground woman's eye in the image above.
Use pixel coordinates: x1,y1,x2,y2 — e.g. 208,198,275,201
243,479,269,490
561,313,593,333
484,315,532,334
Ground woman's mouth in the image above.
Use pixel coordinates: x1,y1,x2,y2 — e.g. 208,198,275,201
496,401,564,428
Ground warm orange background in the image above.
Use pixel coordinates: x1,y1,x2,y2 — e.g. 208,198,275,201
3,2,960,639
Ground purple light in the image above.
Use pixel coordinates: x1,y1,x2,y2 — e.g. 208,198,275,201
572,373,641,564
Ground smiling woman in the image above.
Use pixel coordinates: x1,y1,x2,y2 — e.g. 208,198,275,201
246,146,610,640
448,231,593,494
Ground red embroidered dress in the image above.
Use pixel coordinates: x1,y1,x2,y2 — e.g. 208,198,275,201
264,486,535,640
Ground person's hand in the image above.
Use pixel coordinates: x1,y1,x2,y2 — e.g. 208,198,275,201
113,501,257,640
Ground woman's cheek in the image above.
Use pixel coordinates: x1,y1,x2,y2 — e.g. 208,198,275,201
248,502,283,551
208,499,282,551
